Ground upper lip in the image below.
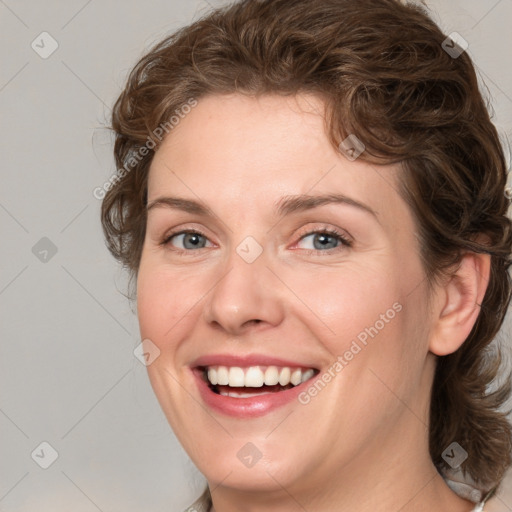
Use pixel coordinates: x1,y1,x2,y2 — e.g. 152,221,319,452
191,354,318,369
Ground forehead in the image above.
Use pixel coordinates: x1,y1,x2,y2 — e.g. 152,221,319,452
147,93,407,225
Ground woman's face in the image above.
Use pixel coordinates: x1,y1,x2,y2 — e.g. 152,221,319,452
137,93,437,498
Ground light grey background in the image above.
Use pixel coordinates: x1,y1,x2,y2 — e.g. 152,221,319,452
1,1,511,511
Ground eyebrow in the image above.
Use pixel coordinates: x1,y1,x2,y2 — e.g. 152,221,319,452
146,193,378,220
275,193,378,219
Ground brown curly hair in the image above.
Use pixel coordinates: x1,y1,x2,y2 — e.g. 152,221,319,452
101,0,512,495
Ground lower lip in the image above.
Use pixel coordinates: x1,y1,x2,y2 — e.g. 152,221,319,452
192,369,311,418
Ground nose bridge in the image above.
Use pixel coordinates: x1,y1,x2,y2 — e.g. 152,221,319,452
202,234,284,333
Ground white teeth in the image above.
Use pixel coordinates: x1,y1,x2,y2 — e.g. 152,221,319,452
278,367,291,386
228,367,245,387
264,366,279,385
301,368,315,383
205,365,316,388
245,366,264,387
207,368,218,385
217,366,229,385
290,369,302,386
220,389,271,398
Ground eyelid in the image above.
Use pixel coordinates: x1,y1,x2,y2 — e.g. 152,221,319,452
291,225,353,252
158,220,216,241
160,227,214,248
294,223,352,241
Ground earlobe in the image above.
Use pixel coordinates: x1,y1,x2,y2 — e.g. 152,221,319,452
429,251,491,356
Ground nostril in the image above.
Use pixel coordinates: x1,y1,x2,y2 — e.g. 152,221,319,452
239,319,263,329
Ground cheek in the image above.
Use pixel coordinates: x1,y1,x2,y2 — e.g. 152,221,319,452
282,262,403,350
137,269,170,341
286,254,428,400
136,261,198,345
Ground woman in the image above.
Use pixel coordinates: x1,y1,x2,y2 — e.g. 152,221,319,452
101,0,512,510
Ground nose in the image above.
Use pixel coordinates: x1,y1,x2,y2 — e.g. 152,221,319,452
202,244,286,335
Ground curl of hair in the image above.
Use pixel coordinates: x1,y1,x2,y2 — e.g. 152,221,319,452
101,0,512,493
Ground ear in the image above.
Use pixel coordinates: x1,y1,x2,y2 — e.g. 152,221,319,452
429,251,491,356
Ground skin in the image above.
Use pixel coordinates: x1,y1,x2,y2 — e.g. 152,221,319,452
136,93,490,511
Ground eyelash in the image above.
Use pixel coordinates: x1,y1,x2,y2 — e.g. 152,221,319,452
295,226,352,253
160,225,352,255
160,229,209,254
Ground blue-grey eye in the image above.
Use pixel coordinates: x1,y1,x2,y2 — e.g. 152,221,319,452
297,231,346,251
170,232,210,250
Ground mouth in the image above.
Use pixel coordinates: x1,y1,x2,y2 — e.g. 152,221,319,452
200,366,317,398
198,365,319,398
190,354,322,417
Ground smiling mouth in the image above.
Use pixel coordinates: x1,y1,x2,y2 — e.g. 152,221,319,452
199,365,319,398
